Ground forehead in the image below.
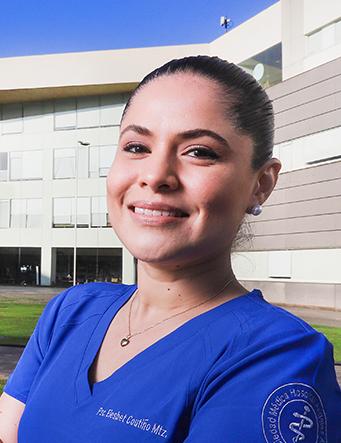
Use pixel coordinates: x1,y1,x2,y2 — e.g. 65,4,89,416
122,73,229,129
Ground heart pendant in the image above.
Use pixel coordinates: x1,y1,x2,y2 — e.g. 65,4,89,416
120,337,130,347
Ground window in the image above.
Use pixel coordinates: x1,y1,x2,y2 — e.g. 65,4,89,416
91,196,110,227
26,199,42,228
239,43,282,88
100,95,126,126
54,148,76,179
9,150,43,181
0,152,8,181
53,197,90,228
10,199,42,228
1,104,23,134
336,20,341,44
54,98,77,130
89,145,116,178
0,200,10,228
53,197,109,228
24,102,45,133
77,96,100,128
77,198,90,227
54,95,127,131
53,147,89,179
306,19,341,56
53,198,74,227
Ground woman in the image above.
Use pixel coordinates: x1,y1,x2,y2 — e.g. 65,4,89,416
0,56,340,442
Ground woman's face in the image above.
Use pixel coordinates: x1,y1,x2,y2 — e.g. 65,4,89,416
107,73,260,268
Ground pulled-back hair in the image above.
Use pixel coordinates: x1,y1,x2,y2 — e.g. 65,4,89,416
121,55,274,170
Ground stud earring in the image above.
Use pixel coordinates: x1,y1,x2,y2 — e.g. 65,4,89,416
248,204,262,216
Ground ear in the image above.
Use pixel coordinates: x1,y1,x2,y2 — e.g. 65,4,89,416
247,158,282,210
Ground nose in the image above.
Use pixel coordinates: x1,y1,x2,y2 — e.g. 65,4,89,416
138,153,180,192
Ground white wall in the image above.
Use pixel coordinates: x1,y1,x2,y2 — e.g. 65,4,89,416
0,44,208,92
282,0,341,78
232,249,341,284
209,3,281,64
273,126,341,173
303,0,341,35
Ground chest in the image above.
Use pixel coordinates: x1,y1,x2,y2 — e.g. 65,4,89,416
20,313,204,443
88,306,195,385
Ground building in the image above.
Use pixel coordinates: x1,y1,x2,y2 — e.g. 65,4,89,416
0,0,340,309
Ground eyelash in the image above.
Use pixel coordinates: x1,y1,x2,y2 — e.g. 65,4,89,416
185,147,219,160
122,143,219,160
123,143,149,154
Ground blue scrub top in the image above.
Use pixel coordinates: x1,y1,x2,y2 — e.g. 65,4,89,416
4,283,341,442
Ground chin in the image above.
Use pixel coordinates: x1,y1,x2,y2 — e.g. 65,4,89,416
128,244,180,265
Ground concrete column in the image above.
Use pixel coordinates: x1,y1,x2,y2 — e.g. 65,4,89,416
41,245,52,286
122,247,136,284
50,247,57,285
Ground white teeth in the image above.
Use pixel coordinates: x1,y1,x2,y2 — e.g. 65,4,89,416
133,207,179,217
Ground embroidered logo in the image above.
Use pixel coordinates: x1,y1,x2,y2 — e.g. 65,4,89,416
261,383,327,443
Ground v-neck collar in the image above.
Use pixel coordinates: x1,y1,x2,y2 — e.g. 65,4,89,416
75,285,262,404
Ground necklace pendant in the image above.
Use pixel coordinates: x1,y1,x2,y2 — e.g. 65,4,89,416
120,337,130,347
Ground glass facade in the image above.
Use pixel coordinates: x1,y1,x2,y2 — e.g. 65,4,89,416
0,247,41,285
239,43,282,88
53,247,122,286
0,92,127,285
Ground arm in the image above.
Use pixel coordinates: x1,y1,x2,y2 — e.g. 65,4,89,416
0,392,25,443
0,288,72,442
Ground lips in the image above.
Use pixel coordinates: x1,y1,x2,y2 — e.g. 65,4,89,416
128,201,189,218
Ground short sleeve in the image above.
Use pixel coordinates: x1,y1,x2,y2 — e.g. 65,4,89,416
3,288,72,404
184,328,341,442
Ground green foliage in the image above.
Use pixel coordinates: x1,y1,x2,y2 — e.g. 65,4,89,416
313,325,341,362
0,302,46,346
0,378,6,394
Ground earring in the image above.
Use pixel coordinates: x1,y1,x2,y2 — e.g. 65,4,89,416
249,204,262,216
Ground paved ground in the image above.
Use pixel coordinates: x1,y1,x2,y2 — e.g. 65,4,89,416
0,345,24,379
0,284,62,303
0,285,340,386
278,304,341,328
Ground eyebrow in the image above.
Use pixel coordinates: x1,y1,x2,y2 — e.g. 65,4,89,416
120,125,230,149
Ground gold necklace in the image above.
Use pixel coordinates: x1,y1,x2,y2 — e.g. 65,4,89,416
120,278,234,347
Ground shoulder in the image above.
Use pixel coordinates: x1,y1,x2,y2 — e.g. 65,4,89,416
37,282,135,332
202,289,334,387
51,282,134,310
233,289,323,346
204,289,324,358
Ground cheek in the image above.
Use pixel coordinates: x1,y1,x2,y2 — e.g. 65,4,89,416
195,174,250,225
106,157,132,200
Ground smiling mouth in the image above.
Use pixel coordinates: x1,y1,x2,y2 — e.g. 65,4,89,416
128,204,189,218
133,207,187,217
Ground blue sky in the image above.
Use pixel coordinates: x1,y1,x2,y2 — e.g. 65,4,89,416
0,0,278,58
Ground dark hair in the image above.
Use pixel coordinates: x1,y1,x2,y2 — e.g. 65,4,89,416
121,55,274,170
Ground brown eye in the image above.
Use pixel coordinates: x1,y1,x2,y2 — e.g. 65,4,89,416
123,144,150,154
186,147,219,160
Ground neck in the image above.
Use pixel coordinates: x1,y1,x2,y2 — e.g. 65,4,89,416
135,253,245,315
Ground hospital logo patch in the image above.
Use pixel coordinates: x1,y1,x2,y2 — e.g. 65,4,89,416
261,383,327,443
